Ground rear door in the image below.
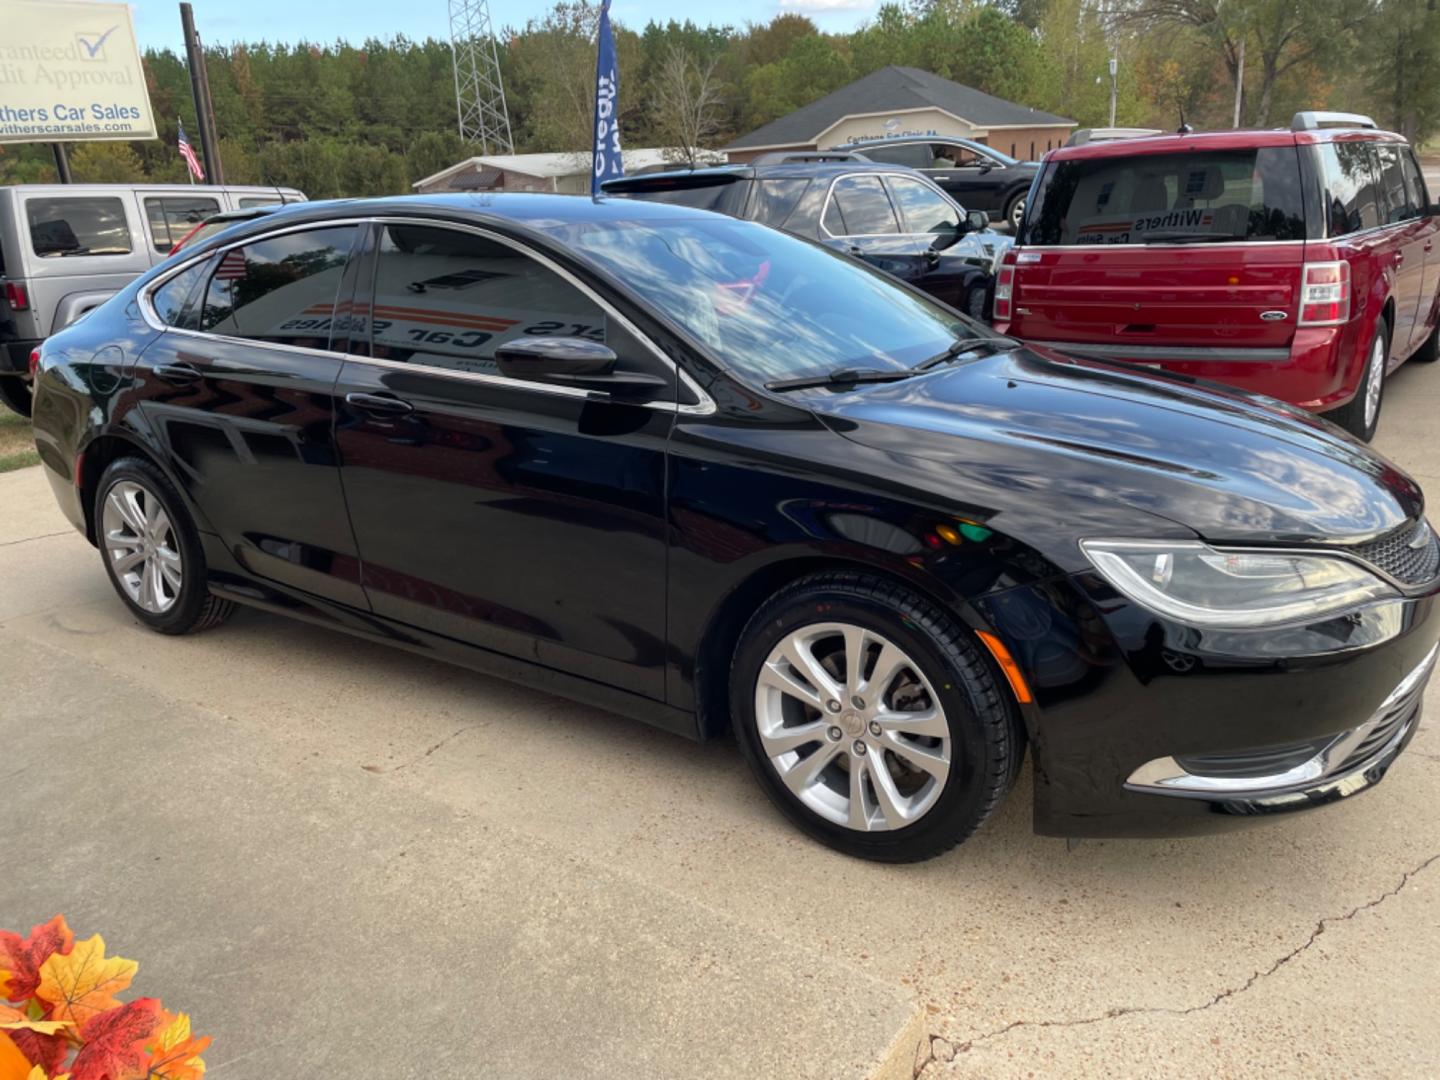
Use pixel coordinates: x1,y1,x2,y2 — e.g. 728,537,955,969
134,222,367,608
140,193,223,261
1007,144,1308,361
1401,147,1440,344
820,174,937,290
1377,143,1436,355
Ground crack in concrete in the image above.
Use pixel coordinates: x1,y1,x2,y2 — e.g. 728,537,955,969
362,724,476,775
947,850,1440,1058
0,530,71,548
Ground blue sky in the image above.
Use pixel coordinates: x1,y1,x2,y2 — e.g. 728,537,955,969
132,0,880,50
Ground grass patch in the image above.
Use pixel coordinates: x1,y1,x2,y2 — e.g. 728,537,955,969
0,403,39,473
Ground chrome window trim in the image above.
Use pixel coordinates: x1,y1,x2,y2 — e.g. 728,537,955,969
819,171,963,240
139,214,716,417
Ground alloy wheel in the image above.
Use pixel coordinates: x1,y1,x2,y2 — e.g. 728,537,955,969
1364,335,1385,430
753,622,951,832
1009,198,1025,230
101,480,183,614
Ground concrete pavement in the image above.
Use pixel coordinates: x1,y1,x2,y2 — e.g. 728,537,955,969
2,359,1439,1078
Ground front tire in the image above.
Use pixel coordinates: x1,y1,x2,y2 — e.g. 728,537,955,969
1331,318,1388,441
0,376,32,417
95,456,235,635
730,571,1024,862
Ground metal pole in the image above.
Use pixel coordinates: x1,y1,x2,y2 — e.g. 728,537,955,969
51,143,72,183
1108,56,1118,128
179,3,223,183
1233,39,1245,128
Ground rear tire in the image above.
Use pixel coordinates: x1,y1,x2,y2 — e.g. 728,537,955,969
1004,193,1026,232
1330,318,1388,442
730,570,1025,862
94,456,236,635
1411,314,1440,362
0,376,32,417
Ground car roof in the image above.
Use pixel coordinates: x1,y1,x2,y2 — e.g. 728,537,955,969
605,160,907,187
1048,126,1407,161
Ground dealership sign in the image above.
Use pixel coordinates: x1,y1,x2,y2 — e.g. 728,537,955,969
0,0,157,144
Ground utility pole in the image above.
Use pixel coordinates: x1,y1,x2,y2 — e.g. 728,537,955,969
1233,38,1245,128
179,3,224,183
1108,56,1117,128
51,144,72,183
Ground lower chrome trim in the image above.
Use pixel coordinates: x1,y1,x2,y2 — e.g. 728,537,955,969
1126,641,1437,796
1038,341,1291,364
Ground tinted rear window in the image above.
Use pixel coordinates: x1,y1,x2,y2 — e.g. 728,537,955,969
25,197,132,257
608,178,749,216
1314,142,1383,234
1021,147,1306,245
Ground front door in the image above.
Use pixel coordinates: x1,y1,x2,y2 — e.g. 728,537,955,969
134,223,367,608
332,221,675,699
1374,144,1432,355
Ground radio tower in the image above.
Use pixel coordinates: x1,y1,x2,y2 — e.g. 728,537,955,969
449,0,514,154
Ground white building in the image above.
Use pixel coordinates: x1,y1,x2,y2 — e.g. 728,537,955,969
412,148,727,196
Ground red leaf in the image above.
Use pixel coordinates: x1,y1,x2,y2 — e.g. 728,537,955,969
70,998,164,1080
3,1025,66,1076
0,918,75,1004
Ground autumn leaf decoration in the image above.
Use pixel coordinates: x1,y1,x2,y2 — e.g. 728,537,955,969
0,917,210,1080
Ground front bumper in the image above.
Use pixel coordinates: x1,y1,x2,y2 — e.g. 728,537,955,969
976,571,1440,838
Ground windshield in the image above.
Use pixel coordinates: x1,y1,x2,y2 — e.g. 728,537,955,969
550,215,977,385
1021,147,1306,245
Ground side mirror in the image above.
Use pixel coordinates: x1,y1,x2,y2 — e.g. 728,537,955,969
962,210,990,234
494,337,667,401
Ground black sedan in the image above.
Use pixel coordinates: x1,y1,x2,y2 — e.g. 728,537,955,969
29,195,1439,862
838,136,1039,230
603,160,1008,319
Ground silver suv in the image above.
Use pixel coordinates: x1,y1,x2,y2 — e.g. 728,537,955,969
0,182,304,415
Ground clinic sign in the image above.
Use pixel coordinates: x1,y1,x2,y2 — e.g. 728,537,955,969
0,0,156,143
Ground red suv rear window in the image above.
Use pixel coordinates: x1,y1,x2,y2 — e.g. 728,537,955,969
1021,147,1307,246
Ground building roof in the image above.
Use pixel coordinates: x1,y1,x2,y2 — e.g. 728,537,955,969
413,148,726,189
725,66,1075,151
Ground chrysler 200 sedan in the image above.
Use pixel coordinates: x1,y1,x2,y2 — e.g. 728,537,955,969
29,195,1440,862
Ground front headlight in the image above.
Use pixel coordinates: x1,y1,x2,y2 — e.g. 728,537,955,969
1081,540,1397,628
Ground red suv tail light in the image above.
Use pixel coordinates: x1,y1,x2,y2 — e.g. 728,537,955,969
994,265,1016,321
1298,261,1350,326
3,281,28,312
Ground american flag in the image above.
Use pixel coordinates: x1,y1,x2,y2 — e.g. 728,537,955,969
177,120,204,181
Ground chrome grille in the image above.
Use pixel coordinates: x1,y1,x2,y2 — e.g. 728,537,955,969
1350,519,1439,586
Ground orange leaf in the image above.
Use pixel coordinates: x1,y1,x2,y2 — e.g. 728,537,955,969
0,1035,33,1080
69,999,163,1080
0,919,75,1004
143,1012,209,1080
0,1006,69,1074
35,937,136,1030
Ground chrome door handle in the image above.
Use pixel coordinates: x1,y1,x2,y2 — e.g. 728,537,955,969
345,391,413,416
153,362,201,385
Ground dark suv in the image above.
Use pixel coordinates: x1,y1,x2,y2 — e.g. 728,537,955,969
603,159,1010,318
836,137,1039,230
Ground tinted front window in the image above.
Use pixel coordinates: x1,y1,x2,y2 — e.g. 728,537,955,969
238,197,283,208
151,263,207,328
145,196,220,252
857,143,931,169
199,226,355,349
827,175,900,235
887,176,962,234
1401,149,1429,212
25,197,131,257
1315,142,1382,235
1374,144,1416,223
1022,147,1306,245
367,224,661,379
551,216,979,386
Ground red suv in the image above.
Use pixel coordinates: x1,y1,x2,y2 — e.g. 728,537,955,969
995,112,1440,440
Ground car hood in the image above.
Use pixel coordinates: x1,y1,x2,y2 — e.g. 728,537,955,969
808,345,1423,549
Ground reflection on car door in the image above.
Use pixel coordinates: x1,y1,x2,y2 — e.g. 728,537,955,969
1395,147,1440,353
331,222,676,700
883,174,989,317
134,223,367,608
